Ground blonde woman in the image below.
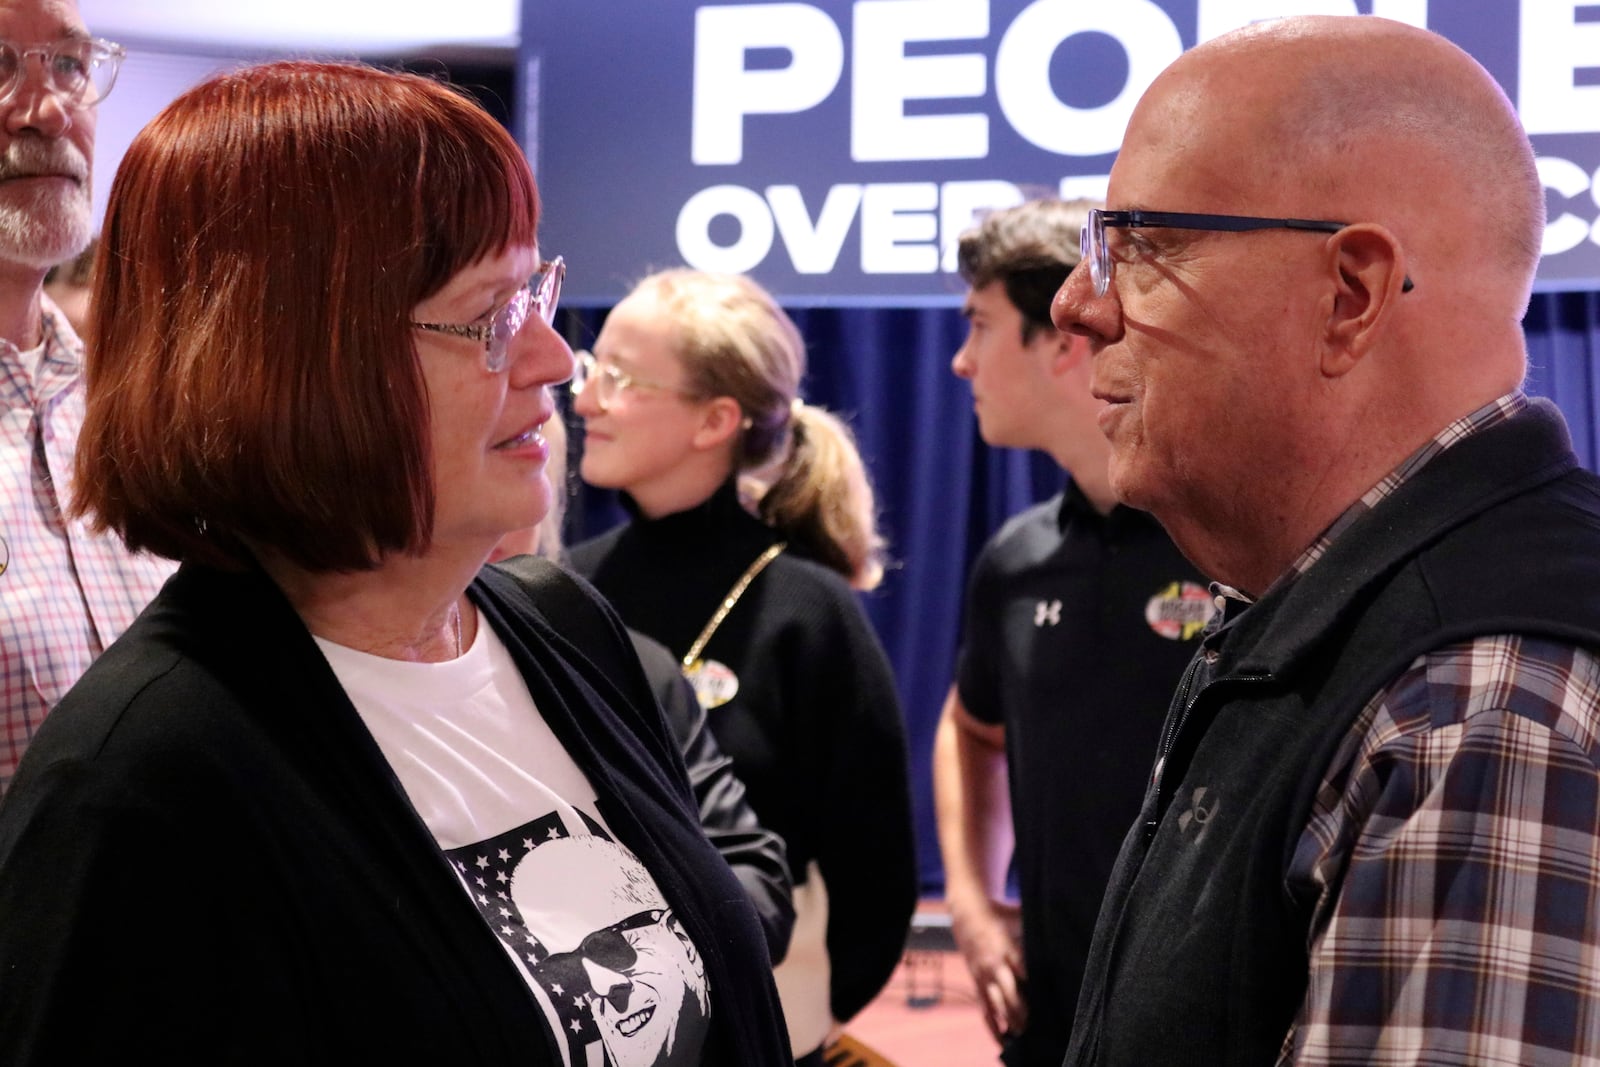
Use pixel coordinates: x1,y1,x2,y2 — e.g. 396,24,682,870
567,269,916,1065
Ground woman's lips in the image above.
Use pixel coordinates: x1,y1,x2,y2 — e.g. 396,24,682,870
494,422,546,452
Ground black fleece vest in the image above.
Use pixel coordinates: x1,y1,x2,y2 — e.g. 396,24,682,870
1067,400,1600,1066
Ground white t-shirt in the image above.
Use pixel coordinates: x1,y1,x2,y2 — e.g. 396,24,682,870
317,618,711,1067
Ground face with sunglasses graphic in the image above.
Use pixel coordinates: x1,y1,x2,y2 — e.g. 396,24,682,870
513,836,710,1067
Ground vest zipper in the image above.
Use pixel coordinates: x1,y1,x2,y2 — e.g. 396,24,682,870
1143,661,1272,843
1143,654,1206,842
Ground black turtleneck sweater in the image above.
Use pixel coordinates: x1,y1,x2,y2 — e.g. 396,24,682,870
567,481,917,1024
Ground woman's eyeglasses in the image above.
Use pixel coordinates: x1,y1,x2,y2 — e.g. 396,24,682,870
569,350,698,405
413,256,565,372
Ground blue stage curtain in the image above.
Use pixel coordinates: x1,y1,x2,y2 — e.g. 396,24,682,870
561,289,1600,894
1525,290,1600,469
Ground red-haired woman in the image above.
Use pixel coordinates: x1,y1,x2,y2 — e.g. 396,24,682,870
0,62,788,1067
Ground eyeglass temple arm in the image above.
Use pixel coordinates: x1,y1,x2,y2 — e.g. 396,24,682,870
1104,212,1416,292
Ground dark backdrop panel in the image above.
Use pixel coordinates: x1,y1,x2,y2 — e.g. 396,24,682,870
560,291,1600,894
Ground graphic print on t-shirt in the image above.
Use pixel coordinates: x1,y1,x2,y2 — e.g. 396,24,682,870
445,814,711,1067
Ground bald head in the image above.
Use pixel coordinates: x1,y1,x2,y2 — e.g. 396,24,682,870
1052,16,1539,593
1156,16,1541,315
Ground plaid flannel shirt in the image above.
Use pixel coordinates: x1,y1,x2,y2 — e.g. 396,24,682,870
1221,392,1600,1064
0,297,174,793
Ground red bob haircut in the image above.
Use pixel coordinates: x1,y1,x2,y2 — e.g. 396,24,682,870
72,61,540,571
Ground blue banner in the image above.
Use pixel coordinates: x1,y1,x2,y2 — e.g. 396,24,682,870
526,1,1600,305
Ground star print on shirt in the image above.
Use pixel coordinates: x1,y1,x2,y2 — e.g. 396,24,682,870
443,808,616,1062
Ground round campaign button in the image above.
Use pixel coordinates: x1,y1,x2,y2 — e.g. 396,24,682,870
1145,580,1216,641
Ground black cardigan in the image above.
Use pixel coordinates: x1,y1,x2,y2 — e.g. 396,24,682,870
0,558,790,1064
627,626,796,962
568,482,917,1022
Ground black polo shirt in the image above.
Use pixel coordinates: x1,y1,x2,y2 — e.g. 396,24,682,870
955,483,1211,1066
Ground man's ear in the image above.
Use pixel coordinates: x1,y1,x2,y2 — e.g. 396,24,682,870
1323,223,1406,378
1048,329,1089,377
691,396,745,451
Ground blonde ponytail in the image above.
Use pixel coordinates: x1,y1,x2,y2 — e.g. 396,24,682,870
756,403,887,591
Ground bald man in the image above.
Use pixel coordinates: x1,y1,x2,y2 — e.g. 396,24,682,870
1052,16,1600,1066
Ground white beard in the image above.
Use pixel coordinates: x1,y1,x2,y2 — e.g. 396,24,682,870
0,135,92,270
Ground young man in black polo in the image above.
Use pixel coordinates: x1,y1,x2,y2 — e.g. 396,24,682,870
932,198,1212,1067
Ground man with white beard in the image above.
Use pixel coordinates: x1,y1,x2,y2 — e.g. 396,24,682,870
0,0,172,793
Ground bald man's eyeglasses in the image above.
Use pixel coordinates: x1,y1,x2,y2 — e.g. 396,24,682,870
1081,209,1415,298
0,38,126,108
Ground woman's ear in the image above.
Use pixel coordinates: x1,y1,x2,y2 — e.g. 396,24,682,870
692,396,746,451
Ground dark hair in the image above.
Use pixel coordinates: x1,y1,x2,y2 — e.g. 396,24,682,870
956,198,1097,340
73,61,539,571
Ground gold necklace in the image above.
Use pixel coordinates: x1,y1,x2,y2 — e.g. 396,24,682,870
451,602,464,659
680,542,786,671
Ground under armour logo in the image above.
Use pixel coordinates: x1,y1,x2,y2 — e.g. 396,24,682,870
1034,599,1062,627
1177,787,1220,840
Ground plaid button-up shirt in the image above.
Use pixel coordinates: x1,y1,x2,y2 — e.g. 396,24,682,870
1215,392,1600,1064
0,298,174,793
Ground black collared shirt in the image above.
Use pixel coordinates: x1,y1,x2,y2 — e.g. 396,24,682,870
955,481,1210,1065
